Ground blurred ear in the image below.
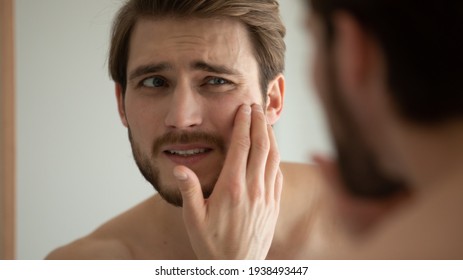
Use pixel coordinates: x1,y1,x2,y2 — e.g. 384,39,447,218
333,12,393,155
115,83,128,127
333,12,381,111
265,74,285,125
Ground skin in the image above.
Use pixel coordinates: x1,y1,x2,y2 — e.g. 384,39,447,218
121,17,270,199
46,17,342,259
308,11,463,258
123,17,282,259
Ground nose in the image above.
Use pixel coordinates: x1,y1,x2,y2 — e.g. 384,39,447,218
164,81,203,129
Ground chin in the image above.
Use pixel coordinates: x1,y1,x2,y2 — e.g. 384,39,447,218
155,177,217,207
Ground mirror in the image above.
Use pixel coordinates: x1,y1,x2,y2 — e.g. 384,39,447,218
15,0,331,259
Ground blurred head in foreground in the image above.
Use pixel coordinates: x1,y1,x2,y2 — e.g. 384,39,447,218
307,0,463,199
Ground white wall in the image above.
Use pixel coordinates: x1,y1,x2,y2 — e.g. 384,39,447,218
277,1,332,162
16,0,332,259
15,0,153,259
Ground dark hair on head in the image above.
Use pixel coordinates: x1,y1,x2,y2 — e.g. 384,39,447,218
308,0,463,123
109,0,286,98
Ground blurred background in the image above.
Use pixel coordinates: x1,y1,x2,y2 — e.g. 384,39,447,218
14,0,332,259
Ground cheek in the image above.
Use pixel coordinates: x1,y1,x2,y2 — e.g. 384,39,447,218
124,95,163,150
209,92,258,147
209,99,239,145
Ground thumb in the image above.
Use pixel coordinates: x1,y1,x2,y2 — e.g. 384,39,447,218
173,165,206,224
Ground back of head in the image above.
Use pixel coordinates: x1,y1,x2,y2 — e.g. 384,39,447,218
109,0,286,96
309,0,463,124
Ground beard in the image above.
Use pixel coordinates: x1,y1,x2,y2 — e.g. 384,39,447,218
322,54,407,198
128,129,225,207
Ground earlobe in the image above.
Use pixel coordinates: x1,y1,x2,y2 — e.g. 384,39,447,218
265,74,285,125
115,83,128,127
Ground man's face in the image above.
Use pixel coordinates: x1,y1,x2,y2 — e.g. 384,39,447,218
118,17,265,206
308,14,405,198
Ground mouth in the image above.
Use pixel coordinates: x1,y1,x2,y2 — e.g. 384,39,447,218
162,145,214,165
164,148,211,157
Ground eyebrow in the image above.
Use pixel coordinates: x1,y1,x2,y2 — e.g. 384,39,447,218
192,61,241,76
128,63,171,82
128,60,242,82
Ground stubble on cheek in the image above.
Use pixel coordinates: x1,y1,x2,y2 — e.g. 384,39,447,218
127,126,230,206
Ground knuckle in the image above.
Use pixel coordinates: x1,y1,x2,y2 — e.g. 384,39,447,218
250,188,264,202
226,179,243,202
269,146,280,161
229,189,242,204
252,136,270,152
235,135,251,150
253,107,266,121
267,152,281,168
247,179,264,202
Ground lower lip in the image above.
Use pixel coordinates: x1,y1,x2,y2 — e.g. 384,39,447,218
163,150,212,166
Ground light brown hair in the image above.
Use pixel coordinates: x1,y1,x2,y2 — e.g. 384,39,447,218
109,0,286,97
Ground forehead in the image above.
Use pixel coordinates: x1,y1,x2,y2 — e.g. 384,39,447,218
127,16,256,72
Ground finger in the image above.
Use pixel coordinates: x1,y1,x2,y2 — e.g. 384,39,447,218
265,123,280,202
173,165,206,227
220,104,252,183
274,168,283,207
246,104,270,198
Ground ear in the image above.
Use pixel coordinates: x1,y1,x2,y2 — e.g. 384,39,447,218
333,12,379,107
115,83,128,127
333,12,392,148
265,74,285,125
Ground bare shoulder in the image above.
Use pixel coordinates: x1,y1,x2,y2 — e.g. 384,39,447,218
270,162,336,259
46,195,171,260
280,161,324,194
354,183,463,259
280,161,321,179
45,236,132,260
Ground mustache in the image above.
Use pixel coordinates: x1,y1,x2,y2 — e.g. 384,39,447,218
152,131,226,155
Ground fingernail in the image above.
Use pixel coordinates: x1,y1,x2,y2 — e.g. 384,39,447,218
253,104,263,112
242,105,251,115
173,168,188,181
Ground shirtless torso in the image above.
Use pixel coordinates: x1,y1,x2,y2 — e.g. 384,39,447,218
46,162,340,260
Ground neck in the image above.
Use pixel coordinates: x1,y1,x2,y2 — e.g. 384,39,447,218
156,195,193,242
394,120,463,193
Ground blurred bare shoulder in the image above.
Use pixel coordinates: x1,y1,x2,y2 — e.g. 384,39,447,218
352,182,463,259
45,236,132,260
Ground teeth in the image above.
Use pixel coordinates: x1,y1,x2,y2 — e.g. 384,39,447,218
167,149,207,156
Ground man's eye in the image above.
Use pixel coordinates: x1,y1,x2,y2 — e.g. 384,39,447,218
206,77,229,85
142,77,166,88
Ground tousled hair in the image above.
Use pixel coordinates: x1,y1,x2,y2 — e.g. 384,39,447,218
109,0,286,97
